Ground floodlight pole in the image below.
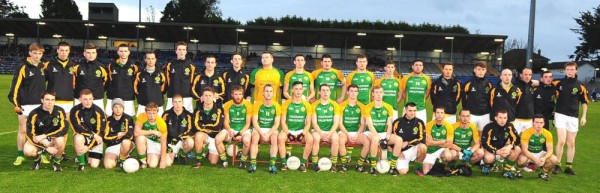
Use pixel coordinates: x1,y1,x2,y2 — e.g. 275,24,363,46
398,37,402,70
526,0,536,68
137,0,141,57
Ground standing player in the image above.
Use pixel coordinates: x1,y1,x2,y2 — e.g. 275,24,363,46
162,94,195,167
553,62,588,175
311,84,341,172
345,55,376,105
517,114,558,181
73,43,107,112
311,54,346,103
490,69,521,124
374,60,402,120
24,91,67,171
422,107,454,175
134,51,166,115
193,55,225,108
534,71,556,130
388,102,427,176
70,89,106,171
222,53,250,102
249,84,281,174
278,82,313,171
192,87,225,168
165,41,196,112
513,67,536,133
103,98,134,169
447,109,484,165
8,43,47,166
283,54,315,101
105,44,138,116
481,110,521,179
44,41,76,124
400,59,432,123
362,86,394,175
221,86,254,169
430,62,461,124
338,84,368,173
134,102,168,169
249,51,285,103
461,61,493,133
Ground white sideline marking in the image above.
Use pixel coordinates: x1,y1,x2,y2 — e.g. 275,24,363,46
0,130,17,136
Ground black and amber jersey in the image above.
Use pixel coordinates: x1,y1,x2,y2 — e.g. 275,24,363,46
44,57,76,101
162,108,194,142
8,58,46,107
70,104,106,137
490,84,521,122
430,76,461,114
392,116,426,151
481,121,519,153
26,106,68,148
104,114,134,146
514,79,535,119
192,71,225,100
165,59,196,98
222,68,251,101
554,77,589,117
134,69,166,106
533,83,556,117
106,59,139,100
194,104,224,138
461,77,493,115
73,60,107,99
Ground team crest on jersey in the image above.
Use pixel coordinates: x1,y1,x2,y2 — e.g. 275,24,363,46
504,132,509,138
467,131,473,137
394,82,399,87
154,76,161,84
540,138,545,143
301,107,306,112
441,129,446,135
303,76,308,81
382,110,388,115
52,118,59,126
331,74,336,79
453,85,458,92
328,106,334,111
412,127,418,134
271,109,275,114
69,67,75,74
211,114,217,121
240,78,246,84
511,92,517,99
485,87,490,93
213,80,219,86
366,77,371,81
40,68,45,75
184,68,190,75
421,80,427,84
241,108,246,113
128,68,134,76
120,125,126,132
356,108,361,113
95,70,101,77
90,118,97,124
181,119,188,126
572,87,578,94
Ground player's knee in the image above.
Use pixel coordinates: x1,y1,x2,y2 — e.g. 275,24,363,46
104,161,116,169
399,169,409,175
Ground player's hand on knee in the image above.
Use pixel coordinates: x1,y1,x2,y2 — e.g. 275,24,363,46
13,106,23,115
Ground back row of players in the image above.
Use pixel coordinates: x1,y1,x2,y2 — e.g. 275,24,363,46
10,42,588,179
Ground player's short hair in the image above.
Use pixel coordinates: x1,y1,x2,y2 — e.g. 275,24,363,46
172,93,183,100
57,41,70,48
412,58,423,64
519,67,532,74
434,106,446,112
232,52,243,58
386,60,395,66
145,50,156,58
294,54,305,60
29,43,45,52
145,102,158,112
263,84,273,90
533,114,545,121
262,51,273,57
347,84,359,91
321,54,332,60
372,85,383,92
84,43,97,50
564,62,578,69
541,71,552,76
175,41,187,48
356,54,367,61
205,55,216,62
495,109,508,116
79,89,93,97
443,62,453,68
202,87,215,94
292,81,304,88
405,102,417,108
459,108,470,115
118,43,129,49
231,85,244,93
41,90,56,99
474,61,487,69
319,83,330,90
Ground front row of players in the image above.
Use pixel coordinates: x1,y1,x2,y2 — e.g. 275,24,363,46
24,84,558,180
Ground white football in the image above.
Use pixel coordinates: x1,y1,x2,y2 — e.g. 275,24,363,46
376,160,391,174
123,158,140,173
226,144,235,157
317,157,332,171
286,156,301,170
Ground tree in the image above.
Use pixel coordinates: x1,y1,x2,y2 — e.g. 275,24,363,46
40,0,82,20
146,5,156,22
572,5,600,61
160,0,224,23
0,0,29,18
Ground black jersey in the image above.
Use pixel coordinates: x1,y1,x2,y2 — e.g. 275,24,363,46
554,76,589,117
392,116,426,151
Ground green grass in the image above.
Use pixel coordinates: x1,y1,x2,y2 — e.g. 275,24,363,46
1,74,599,192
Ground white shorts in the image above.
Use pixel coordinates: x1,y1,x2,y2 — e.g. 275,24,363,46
392,110,399,122
470,114,490,131
424,148,447,164
532,151,547,160
397,145,419,169
513,119,533,134
339,131,358,138
231,129,252,138
362,131,387,140
166,97,193,113
89,143,104,155
105,99,135,116
75,99,105,113
147,140,161,154
168,141,183,154
554,113,579,132
136,104,164,116
289,130,303,136
205,136,217,155
22,104,39,116
55,101,74,113
105,143,133,156
257,128,272,136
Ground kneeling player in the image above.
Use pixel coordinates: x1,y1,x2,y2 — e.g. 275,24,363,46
517,114,558,181
25,91,68,171
481,109,521,179
192,88,225,168
447,109,484,165
103,98,134,169
278,81,313,172
217,86,253,168
162,94,195,167
388,102,427,176
134,102,168,169
71,89,106,171
362,86,394,175
422,106,454,175
311,84,341,172
338,84,368,173
249,84,281,174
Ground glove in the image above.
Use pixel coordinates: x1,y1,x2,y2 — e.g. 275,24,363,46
297,133,305,142
379,139,389,149
14,106,23,115
461,149,473,162
287,133,296,142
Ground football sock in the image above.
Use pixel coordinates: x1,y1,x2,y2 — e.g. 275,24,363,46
370,157,376,168
281,157,287,165
504,160,515,172
34,155,41,162
415,162,422,170
219,153,227,161
77,155,86,165
331,156,338,165
195,152,204,161
300,158,307,164
357,157,365,165
390,155,398,168
387,150,393,160
269,157,277,166
240,155,248,162
53,156,61,165
17,150,24,157
341,156,348,165
250,158,257,165
119,155,127,162
286,145,292,155
312,155,318,163
346,147,353,158
566,162,573,169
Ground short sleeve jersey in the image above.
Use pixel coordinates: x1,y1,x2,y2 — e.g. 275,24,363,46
282,100,313,131
223,100,253,131
284,71,313,98
363,102,394,133
450,122,480,150
400,73,431,111
312,68,345,100
252,101,281,129
375,77,402,110
340,100,365,132
312,100,341,132
520,128,553,153
136,113,167,143
425,120,454,153
346,70,376,105
250,67,284,102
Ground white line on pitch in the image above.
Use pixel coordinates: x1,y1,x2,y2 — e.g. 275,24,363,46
0,130,17,136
